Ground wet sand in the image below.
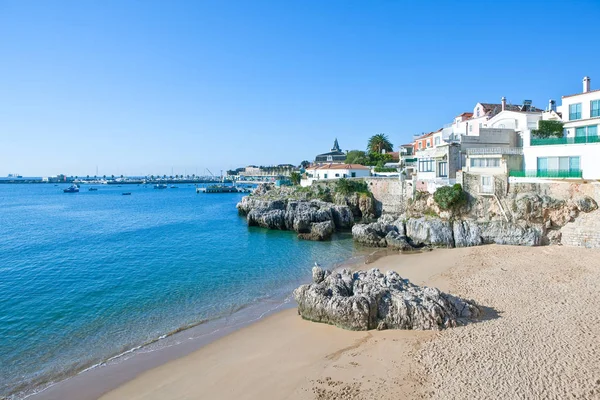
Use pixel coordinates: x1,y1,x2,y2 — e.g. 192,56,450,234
93,246,600,399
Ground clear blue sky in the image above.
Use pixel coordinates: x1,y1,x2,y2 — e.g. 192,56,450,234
1,0,599,176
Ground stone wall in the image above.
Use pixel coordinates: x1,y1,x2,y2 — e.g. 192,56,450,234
363,177,406,215
561,211,600,248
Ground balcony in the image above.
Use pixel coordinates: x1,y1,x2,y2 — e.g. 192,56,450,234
509,169,583,179
530,135,600,146
466,147,523,155
401,157,417,167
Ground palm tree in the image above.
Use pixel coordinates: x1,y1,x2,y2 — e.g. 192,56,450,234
290,172,301,185
367,133,393,154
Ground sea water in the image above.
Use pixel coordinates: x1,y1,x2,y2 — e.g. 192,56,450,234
0,184,358,398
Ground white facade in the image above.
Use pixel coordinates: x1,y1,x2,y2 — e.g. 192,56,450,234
520,77,600,180
561,78,600,137
301,164,371,187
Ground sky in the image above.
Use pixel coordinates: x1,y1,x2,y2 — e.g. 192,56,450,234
1,0,599,177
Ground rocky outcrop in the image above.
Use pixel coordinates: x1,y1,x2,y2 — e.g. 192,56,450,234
405,218,454,248
297,220,335,241
353,217,542,248
294,267,480,331
237,196,354,241
334,192,377,221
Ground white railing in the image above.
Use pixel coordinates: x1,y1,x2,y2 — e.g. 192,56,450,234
466,147,523,155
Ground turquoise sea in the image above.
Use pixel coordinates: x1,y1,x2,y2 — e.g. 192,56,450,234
0,184,359,399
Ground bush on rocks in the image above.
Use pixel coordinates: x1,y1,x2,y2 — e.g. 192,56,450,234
433,184,466,210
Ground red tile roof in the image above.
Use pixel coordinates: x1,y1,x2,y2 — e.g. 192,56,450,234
308,164,370,170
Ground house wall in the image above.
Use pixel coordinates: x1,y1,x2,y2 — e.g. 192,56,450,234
561,89,600,129
414,136,434,152
363,177,406,215
465,154,523,175
460,128,517,148
522,142,600,179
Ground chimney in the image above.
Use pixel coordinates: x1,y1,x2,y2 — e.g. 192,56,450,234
501,96,506,111
583,76,591,93
548,99,556,112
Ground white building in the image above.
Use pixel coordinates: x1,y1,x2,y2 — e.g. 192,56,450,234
520,77,600,180
301,164,371,187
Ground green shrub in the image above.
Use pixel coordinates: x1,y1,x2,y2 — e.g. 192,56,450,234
531,120,564,138
374,167,397,173
335,178,369,195
433,184,466,210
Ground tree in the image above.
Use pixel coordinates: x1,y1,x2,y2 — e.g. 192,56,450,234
290,172,301,185
367,133,393,154
345,150,368,165
300,160,310,169
532,120,564,138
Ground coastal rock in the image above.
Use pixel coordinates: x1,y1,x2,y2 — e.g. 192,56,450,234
351,221,397,247
294,267,480,331
312,265,331,284
478,221,542,246
452,220,483,248
237,196,354,241
384,231,414,251
334,192,377,221
405,217,454,248
298,220,335,241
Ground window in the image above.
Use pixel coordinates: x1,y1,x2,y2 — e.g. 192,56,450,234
327,155,333,162
592,100,600,118
469,125,472,132
476,108,480,117
575,125,599,139
435,137,440,146
335,173,339,177
438,161,448,177
324,174,328,179
418,142,422,149
426,141,431,148
351,172,356,178
470,158,500,168
537,156,580,172
569,103,582,120
418,158,434,172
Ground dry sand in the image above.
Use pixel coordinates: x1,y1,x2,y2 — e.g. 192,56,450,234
101,245,600,400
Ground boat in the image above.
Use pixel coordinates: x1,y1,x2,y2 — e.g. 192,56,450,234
63,185,79,193
197,185,240,194
122,192,132,196
88,187,98,191
154,184,168,189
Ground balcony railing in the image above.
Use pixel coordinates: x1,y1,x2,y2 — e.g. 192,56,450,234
509,169,583,179
466,147,523,155
530,135,600,146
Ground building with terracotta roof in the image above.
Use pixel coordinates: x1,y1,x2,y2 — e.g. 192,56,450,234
301,164,371,187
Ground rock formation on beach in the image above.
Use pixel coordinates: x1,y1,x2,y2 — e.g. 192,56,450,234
352,214,543,249
236,183,376,241
293,266,480,331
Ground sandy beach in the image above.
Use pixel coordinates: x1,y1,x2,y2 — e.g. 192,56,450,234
100,245,600,400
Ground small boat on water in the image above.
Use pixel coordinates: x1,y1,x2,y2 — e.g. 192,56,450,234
170,185,178,189
122,192,132,196
154,184,168,189
197,185,247,194
63,185,79,193
88,187,98,191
